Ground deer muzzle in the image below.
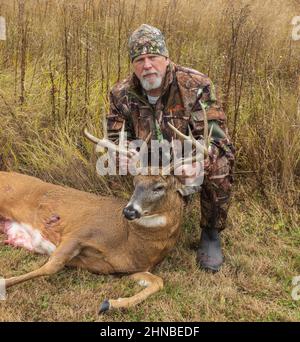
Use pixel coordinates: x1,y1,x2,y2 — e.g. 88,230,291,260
123,205,141,221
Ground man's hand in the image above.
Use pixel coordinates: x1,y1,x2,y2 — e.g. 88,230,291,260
175,159,209,186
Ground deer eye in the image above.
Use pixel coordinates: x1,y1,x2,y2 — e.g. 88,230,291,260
153,184,166,192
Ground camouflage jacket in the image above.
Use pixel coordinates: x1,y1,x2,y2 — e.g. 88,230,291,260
106,62,234,157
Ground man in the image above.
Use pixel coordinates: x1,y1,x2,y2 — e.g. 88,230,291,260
106,24,235,272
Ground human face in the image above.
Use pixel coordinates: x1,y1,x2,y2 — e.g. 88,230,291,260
132,54,169,95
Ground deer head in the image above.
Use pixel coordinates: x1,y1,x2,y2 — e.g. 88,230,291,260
84,121,208,222
122,173,183,221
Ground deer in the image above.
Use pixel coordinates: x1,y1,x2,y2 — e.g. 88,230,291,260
0,122,207,313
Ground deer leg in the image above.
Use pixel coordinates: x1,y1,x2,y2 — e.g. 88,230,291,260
4,239,81,288
99,272,163,313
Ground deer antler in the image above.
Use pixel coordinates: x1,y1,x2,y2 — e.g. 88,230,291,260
84,122,153,165
84,122,132,157
167,122,208,157
138,131,152,155
162,122,208,174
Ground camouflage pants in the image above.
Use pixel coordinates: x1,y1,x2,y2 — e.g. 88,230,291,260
200,142,235,232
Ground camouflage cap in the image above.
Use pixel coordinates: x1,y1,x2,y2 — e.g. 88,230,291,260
128,24,169,62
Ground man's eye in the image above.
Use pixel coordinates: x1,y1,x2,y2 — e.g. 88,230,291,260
134,58,143,64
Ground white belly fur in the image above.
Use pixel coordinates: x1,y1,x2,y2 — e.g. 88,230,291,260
0,220,56,255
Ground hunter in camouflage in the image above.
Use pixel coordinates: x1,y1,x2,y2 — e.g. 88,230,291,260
106,24,235,272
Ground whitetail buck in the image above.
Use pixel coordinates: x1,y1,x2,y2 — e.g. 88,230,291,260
0,123,207,313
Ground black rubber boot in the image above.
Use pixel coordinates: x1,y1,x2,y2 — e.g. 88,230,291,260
196,227,223,272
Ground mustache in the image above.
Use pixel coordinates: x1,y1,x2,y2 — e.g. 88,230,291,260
142,71,159,77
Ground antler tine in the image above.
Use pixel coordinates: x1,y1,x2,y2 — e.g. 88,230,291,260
102,118,108,139
142,131,152,148
134,131,152,171
83,128,131,157
187,124,199,146
171,137,176,160
187,124,209,158
92,119,108,154
163,122,208,175
145,131,152,144
167,122,207,157
167,121,188,140
138,131,152,155
119,121,126,150
162,138,175,175
199,101,209,149
208,123,213,143
83,128,101,145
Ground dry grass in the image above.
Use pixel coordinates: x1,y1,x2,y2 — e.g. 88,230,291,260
0,0,299,321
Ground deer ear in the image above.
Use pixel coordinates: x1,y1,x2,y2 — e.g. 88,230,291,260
176,185,201,197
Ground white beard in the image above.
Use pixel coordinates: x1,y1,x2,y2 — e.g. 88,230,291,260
140,75,163,91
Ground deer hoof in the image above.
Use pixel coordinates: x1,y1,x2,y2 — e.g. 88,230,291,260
98,299,110,314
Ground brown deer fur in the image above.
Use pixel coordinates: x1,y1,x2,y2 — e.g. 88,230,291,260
0,171,184,312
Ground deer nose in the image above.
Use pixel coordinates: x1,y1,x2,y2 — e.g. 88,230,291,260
123,206,141,220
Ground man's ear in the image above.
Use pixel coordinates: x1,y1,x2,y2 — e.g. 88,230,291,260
165,57,170,66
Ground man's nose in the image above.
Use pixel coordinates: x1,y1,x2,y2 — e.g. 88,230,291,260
143,58,152,69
